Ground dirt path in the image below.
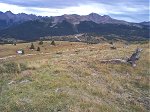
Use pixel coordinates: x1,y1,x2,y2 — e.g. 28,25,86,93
0,53,52,61
0,45,96,61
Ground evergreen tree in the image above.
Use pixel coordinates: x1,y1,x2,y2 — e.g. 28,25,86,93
109,42,113,45
22,50,25,54
13,41,16,46
51,40,56,46
37,47,40,51
30,43,35,49
39,41,43,45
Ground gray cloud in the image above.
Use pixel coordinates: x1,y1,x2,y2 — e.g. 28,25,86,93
0,0,88,8
0,0,148,8
0,0,149,22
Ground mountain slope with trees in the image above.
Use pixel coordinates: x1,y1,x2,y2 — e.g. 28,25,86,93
0,11,149,42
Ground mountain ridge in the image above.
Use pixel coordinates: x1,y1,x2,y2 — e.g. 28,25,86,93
0,11,149,42
0,11,149,29
0,11,134,28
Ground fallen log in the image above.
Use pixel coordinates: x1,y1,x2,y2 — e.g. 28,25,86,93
100,48,142,67
127,48,142,67
100,59,127,64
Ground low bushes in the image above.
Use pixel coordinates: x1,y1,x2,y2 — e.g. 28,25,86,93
0,62,28,74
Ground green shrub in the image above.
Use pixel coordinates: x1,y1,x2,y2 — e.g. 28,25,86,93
51,40,56,46
37,47,40,51
0,62,28,74
39,41,43,45
20,63,28,71
3,62,19,74
0,65,5,73
22,50,25,55
30,43,35,49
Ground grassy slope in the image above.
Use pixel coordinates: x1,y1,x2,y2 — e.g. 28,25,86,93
0,41,150,112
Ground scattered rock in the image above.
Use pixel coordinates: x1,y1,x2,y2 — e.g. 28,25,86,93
55,88,63,93
20,79,30,84
75,50,80,53
110,46,117,50
56,52,63,55
8,80,16,85
21,70,32,77
19,98,32,104
137,97,150,110
91,73,97,76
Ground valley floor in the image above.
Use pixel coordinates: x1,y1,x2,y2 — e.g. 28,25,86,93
0,41,149,112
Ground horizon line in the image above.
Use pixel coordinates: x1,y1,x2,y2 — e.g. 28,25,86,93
1,10,149,23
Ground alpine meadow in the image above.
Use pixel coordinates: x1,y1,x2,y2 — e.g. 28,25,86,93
0,0,149,112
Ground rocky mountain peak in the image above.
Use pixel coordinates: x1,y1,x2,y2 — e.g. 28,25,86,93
102,15,111,19
5,11,13,14
88,13,100,17
5,11,15,19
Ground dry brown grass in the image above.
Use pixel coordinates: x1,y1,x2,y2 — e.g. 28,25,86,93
0,41,149,112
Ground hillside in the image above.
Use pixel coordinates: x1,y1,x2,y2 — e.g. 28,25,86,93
0,20,149,42
0,41,149,112
0,11,149,42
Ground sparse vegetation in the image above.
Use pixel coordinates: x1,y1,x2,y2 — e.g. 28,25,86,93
39,41,43,45
0,62,28,74
21,49,25,55
30,43,35,49
19,63,28,71
0,41,149,112
3,62,19,74
37,47,40,51
51,40,56,46
110,46,117,50
13,42,16,46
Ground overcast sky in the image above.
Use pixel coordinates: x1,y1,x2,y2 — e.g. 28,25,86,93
0,0,149,22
